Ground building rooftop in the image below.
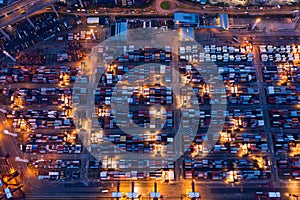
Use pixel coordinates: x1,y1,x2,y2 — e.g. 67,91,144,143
174,12,199,25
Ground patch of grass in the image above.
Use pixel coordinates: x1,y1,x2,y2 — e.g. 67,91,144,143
160,1,171,10
209,0,218,4
178,4,191,9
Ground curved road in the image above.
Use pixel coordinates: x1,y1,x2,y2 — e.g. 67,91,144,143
155,0,300,15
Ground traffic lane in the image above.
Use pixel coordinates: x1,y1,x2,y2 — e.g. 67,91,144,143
21,183,270,200
25,184,294,199
18,164,294,197
1,0,48,15
1,0,299,29
175,1,300,14
0,0,55,29
197,35,299,46
197,32,300,45
25,179,268,190
0,112,22,158
198,28,300,37
0,112,30,186
0,0,22,12
2,133,22,158
62,5,299,18
0,0,39,15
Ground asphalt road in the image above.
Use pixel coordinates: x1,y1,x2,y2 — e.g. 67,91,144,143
0,0,56,29
20,180,298,200
0,0,300,30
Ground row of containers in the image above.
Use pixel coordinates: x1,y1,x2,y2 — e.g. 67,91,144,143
263,63,300,84
179,44,253,63
21,144,82,154
89,158,175,181
260,44,300,63
183,158,271,181
266,86,300,105
269,109,300,128
91,108,265,131
9,87,72,106
0,65,79,84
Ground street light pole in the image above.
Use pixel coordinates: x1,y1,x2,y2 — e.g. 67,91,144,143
251,18,261,31
191,181,195,200
131,181,134,200
154,181,158,200
116,181,120,200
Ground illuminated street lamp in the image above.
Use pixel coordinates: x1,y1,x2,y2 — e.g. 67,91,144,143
188,181,200,200
112,181,122,200
90,29,96,40
2,50,16,62
126,181,140,200
251,18,261,31
150,182,161,200
288,193,299,200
